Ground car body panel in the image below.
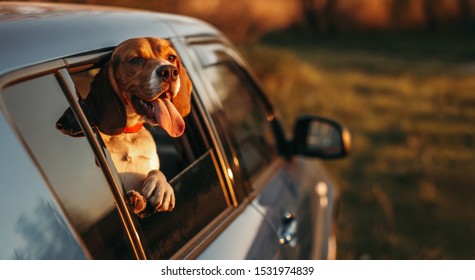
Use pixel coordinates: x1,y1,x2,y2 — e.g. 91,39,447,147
0,2,219,76
197,205,282,260
286,157,338,259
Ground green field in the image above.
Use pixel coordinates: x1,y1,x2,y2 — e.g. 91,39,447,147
240,33,475,259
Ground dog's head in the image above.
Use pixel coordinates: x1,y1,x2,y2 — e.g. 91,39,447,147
108,37,192,136
57,37,192,137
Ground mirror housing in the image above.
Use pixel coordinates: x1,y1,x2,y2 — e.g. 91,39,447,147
292,115,351,159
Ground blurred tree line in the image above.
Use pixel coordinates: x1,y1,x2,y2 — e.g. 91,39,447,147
300,0,474,34
9,0,475,41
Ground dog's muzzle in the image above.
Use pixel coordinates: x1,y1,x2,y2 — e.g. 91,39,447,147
131,93,184,138
157,65,179,83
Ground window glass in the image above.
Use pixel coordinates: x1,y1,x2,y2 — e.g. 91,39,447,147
139,150,227,259
204,62,277,179
2,74,134,259
70,66,229,259
0,114,87,259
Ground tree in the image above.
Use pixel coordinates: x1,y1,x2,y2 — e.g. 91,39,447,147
300,0,339,34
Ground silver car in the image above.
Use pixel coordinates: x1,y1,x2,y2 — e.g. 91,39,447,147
0,2,350,260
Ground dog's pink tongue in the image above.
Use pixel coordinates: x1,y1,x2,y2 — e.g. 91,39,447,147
151,98,185,137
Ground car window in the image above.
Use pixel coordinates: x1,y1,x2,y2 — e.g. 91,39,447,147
204,62,277,178
194,44,278,183
0,113,88,260
70,65,230,259
1,74,135,259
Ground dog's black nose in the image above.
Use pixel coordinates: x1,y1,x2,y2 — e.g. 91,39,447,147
157,65,179,82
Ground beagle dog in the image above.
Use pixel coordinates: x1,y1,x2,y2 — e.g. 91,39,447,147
57,37,192,217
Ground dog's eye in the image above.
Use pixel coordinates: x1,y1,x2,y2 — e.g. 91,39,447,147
128,56,145,65
167,55,176,63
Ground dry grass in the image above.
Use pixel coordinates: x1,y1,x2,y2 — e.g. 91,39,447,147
240,34,475,259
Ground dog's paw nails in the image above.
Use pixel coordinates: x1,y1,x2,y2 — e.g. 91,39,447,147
126,190,147,214
155,192,175,213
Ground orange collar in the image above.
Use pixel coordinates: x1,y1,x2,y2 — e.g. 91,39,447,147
123,123,143,133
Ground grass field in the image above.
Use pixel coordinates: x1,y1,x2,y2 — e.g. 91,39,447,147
239,33,475,259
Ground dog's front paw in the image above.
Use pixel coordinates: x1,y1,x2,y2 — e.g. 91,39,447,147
126,190,147,215
141,170,176,213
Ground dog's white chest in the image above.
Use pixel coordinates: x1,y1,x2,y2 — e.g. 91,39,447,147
101,128,159,187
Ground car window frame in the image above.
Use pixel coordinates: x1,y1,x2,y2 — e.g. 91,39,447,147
184,38,259,202
171,37,245,208
65,43,249,259
66,47,243,259
184,36,289,195
60,67,150,259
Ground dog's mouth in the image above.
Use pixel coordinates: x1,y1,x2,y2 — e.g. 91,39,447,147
131,92,185,137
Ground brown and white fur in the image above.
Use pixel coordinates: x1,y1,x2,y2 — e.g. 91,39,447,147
57,37,192,217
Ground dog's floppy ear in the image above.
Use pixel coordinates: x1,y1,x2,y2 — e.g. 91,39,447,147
56,61,126,136
172,56,192,117
85,61,126,135
56,105,86,137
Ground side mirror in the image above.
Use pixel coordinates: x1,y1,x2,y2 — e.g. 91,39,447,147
292,115,351,159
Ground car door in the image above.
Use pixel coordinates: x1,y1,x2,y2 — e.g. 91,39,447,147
179,37,318,259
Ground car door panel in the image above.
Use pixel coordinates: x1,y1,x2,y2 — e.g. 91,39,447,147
287,157,338,259
197,204,283,260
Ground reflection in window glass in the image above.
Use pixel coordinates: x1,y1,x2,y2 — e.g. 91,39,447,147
307,121,342,155
204,63,277,179
2,74,134,259
0,114,87,259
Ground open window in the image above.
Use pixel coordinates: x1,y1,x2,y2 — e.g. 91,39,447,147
66,50,231,259
1,41,233,259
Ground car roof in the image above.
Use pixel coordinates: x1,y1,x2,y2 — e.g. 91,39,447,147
0,2,220,75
